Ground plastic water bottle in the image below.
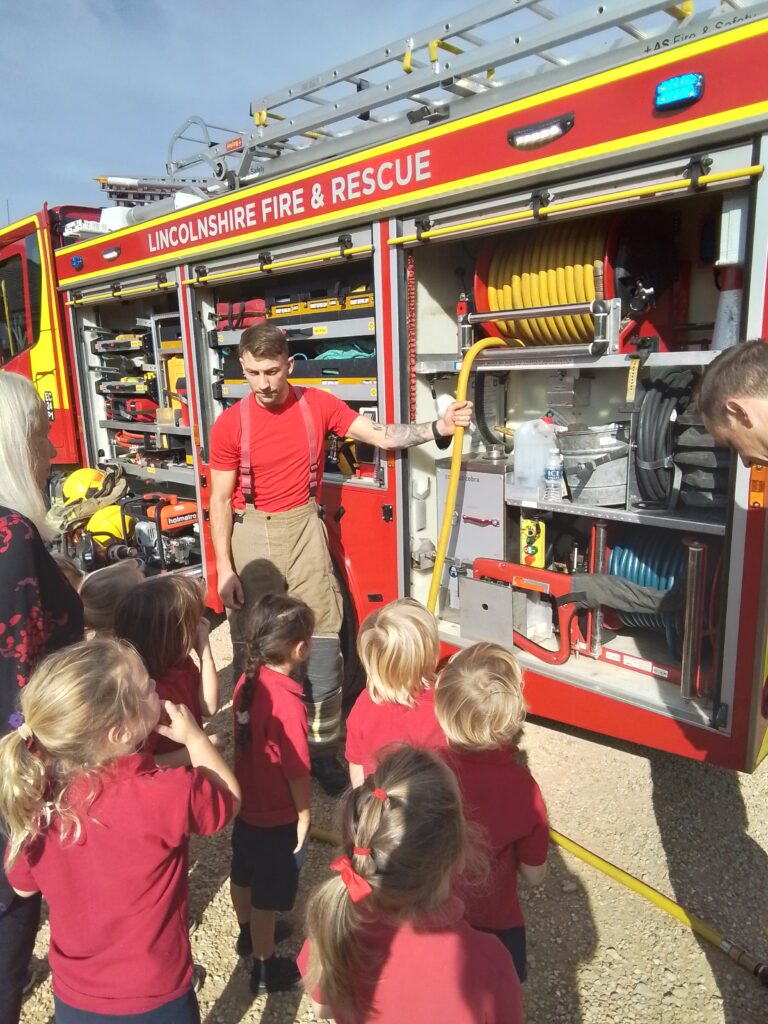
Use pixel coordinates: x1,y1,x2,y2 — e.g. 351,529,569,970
541,448,564,502
512,417,557,497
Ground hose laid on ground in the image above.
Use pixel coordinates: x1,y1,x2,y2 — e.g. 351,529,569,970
483,219,608,345
309,822,768,987
552,829,768,987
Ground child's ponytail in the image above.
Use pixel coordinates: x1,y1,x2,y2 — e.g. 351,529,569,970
305,745,477,1018
0,726,49,865
237,592,315,751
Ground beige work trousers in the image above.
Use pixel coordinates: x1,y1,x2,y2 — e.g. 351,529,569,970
229,500,342,645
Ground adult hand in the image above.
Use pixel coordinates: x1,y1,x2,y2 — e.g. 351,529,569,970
156,700,206,748
438,400,474,435
218,568,244,610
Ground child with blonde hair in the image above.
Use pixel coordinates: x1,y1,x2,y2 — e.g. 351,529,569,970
114,575,220,765
78,558,144,633
0,638,240,1021
345,598,445,786
435,642,548,982
299,745,522,1023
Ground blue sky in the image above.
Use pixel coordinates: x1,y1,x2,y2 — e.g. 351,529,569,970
1,0,472,221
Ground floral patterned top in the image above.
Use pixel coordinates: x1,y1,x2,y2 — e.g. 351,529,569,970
0,506,83,916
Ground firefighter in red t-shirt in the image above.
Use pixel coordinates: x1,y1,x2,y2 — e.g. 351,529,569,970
209,323,471,793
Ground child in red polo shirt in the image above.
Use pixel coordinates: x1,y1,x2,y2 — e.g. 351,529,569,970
0,637,240,1022
299,745,523,1023
435,642,549,983
345,598,446,786
115,575,221,765
231,592,315,996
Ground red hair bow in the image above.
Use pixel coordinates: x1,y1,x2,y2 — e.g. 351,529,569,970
330,855,372,903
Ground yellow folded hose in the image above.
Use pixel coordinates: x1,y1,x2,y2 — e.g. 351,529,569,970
486,220,608,344
309,821,768,986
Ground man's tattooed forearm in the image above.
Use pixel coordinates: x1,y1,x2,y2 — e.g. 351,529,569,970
382,422,434,449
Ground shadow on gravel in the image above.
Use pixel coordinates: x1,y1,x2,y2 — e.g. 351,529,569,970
527,715,768,1021
518,746,597,1024
201,957,304,1024
651,752,768,1024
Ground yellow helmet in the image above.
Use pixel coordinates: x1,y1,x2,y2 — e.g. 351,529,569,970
86,505,134,543
62,468,106,505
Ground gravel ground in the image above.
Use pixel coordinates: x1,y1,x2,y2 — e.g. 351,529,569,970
20,615,768,1024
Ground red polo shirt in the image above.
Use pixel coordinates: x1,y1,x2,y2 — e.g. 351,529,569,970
345,687,447,777
5,753,234,1015
298,896,522,1024
209,386,358,512
147,656,203,756
234,665,310,827
447,748,549,929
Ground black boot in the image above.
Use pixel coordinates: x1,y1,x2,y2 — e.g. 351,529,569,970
310,754,348,796
250,954,300,995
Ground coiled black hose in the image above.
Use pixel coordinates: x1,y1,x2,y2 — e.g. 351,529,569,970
635,370,694,506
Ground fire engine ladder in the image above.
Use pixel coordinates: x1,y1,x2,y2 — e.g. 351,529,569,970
162,0,760,192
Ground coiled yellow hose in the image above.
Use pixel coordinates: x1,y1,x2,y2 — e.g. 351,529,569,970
486,220,608,344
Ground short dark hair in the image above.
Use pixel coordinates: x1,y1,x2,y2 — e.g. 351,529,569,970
238,322,288,361
697,340,768,424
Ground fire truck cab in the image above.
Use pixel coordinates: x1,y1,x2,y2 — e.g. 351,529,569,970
48,0,768,770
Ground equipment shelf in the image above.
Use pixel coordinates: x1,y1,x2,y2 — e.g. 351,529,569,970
215,379,378,402
99,419,191,436
504,494,726,537
118,460,195,486
417,350,719,375
212,316,375,349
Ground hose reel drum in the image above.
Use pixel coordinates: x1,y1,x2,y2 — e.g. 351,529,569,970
474,212,678,347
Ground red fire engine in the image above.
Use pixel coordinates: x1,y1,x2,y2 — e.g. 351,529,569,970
5,0,768,771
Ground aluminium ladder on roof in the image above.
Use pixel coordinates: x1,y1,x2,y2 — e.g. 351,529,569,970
162,0,756,192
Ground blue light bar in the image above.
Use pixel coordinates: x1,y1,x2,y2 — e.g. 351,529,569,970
654,73,704,111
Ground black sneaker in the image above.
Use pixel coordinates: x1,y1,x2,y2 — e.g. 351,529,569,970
310,755,348,796
22,967,39,998
191,963,206,993
250,955,300,995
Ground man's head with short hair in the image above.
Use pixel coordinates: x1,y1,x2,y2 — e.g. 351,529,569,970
698,340,768,466
238,323,293,408
238,323,289,362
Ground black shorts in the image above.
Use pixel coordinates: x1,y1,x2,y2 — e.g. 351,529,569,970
479,925,527,983
230,818,307,911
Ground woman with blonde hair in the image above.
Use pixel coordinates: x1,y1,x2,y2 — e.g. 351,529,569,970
0,372,84,1023
299,745,522,1023
344,598,446,787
